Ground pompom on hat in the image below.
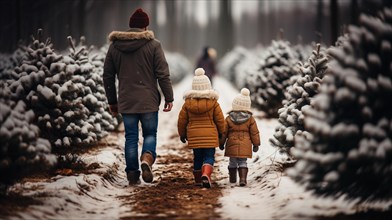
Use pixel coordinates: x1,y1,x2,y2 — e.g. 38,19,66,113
192,68,212,91
232,88,252,112
129,8,149,28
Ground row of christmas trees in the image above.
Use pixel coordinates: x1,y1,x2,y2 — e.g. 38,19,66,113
219,7,392,201
0,29,191,186
0,30,121,185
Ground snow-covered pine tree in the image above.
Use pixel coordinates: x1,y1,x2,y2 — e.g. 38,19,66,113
9,29,62,100
8,29,98,149
218,46,251,84
293,39,314,64
288,8,392,201
90,43,124,128
232,47,265,89
270,44,328,156
0,83,56,184
165,51,192,84
0,47,26,82
41,62,97,148
90,43,109,67
66,36,118,136
335,34,349,47
245,39,302,117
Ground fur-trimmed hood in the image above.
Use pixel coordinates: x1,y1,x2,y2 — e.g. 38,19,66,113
108,29,154,41
183,90,219,100
108,29,155,53
183,90,219,114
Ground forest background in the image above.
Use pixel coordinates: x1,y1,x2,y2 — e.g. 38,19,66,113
1,0,389,60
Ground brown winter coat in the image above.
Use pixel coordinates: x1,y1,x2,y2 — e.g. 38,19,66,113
103,29,173,114
221,111,260,158
177,90,225,149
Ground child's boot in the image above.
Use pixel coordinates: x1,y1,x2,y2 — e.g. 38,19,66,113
238,167,248,186
201,164,213,188
228,167,237,183
193,170,202,186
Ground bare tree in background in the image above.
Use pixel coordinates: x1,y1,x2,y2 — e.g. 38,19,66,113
316,0,324,43
166,0,178,52
351,0,359,25
330,0,338,45
218,0,233,56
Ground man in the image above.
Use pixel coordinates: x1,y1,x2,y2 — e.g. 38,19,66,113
103,8,173,185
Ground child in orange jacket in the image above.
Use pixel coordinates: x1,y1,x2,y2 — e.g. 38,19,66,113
177,68,225,188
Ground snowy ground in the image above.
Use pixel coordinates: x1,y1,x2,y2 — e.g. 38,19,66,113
3,75,392,219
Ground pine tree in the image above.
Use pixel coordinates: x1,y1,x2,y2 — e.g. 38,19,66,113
245,39,302,117
218,46,252,85
90,43,124,128
165,51,192,84
8,29,62,100
288,8,392,201
0,83,56,184
270,44,328,156
0,47,26,82
8,29,98,149
67,36,118,137
233,47,265,89
293,40,314,64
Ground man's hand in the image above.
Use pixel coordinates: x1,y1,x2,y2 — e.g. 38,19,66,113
253,145,259,153
180,136,187,143
109,104,118,117
163,102,173,112
219,145,225,150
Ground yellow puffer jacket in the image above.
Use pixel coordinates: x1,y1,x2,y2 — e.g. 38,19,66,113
177,90,225,149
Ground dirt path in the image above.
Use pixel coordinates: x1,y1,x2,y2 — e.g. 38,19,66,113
117,75,227,219
119,136,224,219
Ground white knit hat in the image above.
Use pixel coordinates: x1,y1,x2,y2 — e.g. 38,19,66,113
192,68,212,91
232,88,251,111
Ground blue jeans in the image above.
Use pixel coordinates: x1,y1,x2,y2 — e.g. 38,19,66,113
122,112,158,172
193,148,216,170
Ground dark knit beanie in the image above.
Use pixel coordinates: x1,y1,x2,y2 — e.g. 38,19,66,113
129,8,149,28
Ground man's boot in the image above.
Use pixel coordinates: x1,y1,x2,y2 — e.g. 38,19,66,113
126,170,141,185
140,151,154,183
193,170,202,186
238,167,248,186
201,164,213,188
228,167,237,183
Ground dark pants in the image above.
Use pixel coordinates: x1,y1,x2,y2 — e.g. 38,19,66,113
193,148,216,170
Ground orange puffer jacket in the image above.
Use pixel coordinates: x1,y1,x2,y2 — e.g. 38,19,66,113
177,90,225,149
221,111,260,158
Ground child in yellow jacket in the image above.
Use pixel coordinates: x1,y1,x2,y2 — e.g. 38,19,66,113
220,88,260,186
177,68,225,188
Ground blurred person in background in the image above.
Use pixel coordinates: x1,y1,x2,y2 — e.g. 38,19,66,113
196,46,217,85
